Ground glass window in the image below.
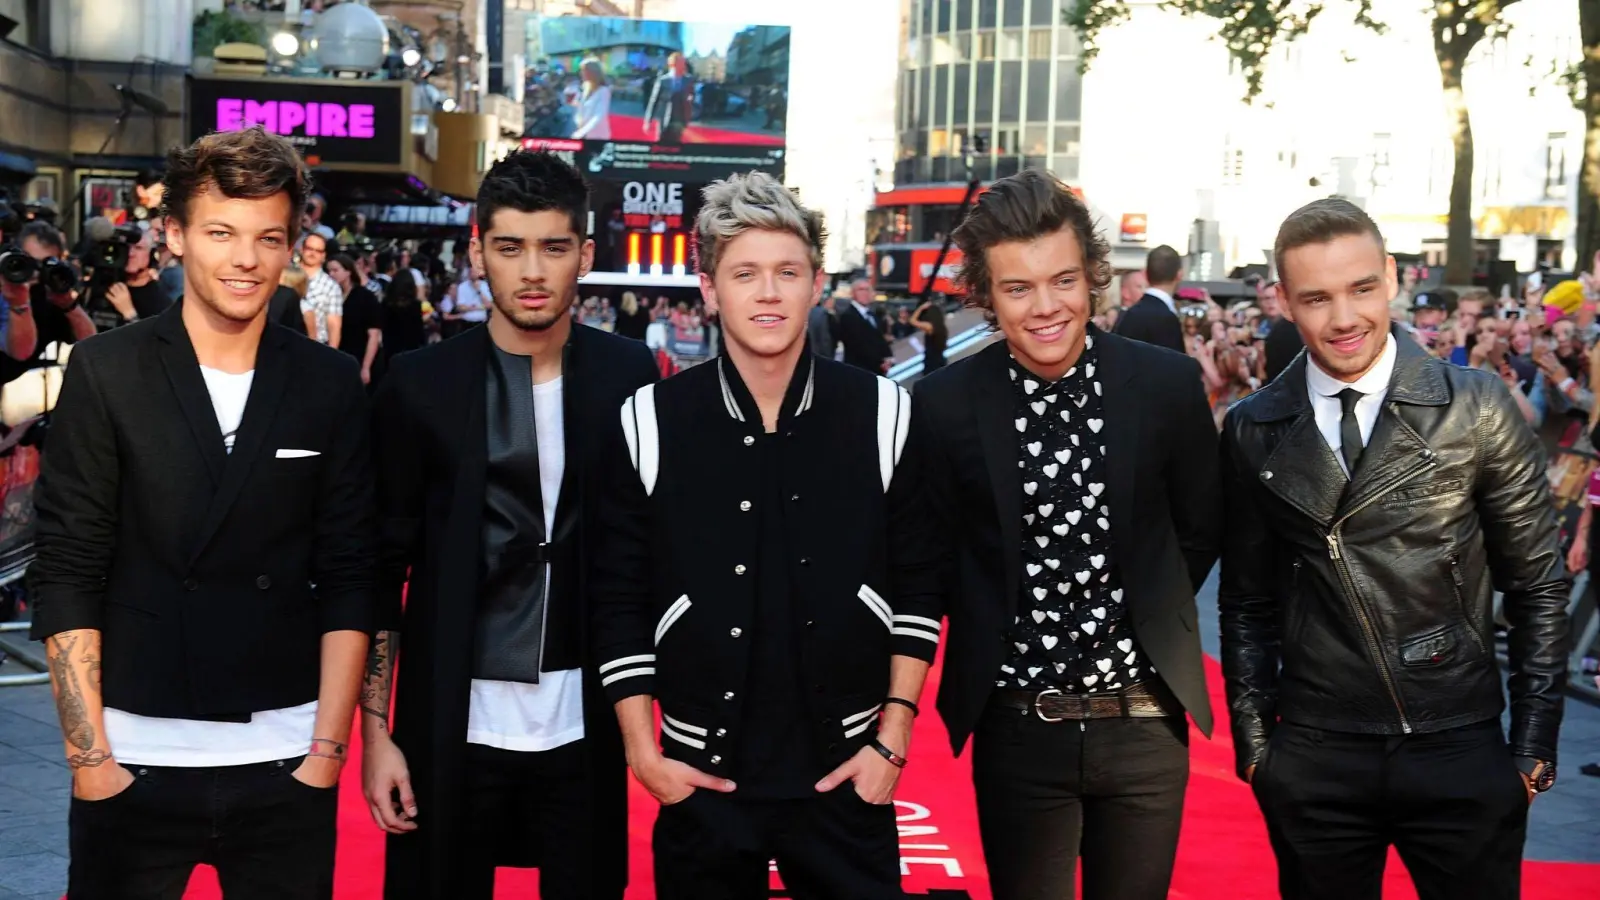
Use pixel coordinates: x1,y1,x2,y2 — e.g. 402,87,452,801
933,66,949,127
1050,156,1080,181
1000,29,1023,59
1022,124,1049,156
999,61,1022,119
930,129,950,157
1026,60,1050,119
932,35,957,64
994,127,1020,155
931,157,952,182
918,66,931,128
957,0,973,29
1058,21,1083,57
1003,0,1025,27
900,131,918,159
1023,156,1048,174
1028,30,1052,59
971,156,994,182
953,63,971,124
955,33,972,60
1032,0,1055,25
1052,124,1081,155
1545,133,1569,200
975,62,995,120
996,156,1021,179
1054,63,1082,120
979,1,997,28
894,159,916,186
937,0,952,32
921,0,934,35
906,38,921,67
977,31,996,60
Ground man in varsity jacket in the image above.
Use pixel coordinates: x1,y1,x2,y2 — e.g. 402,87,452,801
592,172,945,899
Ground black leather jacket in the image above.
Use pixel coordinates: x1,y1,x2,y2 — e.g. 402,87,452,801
1218,332,1568,779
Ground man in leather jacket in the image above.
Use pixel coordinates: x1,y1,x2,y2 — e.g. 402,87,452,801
1219,198,1569,900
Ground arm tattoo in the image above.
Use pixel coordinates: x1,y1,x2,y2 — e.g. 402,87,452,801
67,749,112,770
46,634,96,751
309,738,348,761
359,631,397,729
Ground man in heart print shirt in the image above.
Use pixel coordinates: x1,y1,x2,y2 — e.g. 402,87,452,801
908,168,1221,900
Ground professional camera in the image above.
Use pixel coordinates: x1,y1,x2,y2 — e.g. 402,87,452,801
83,220,143,289
0,247,36,285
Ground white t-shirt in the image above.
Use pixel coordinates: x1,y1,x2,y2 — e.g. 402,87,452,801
104,366,319,767
466,375,586,752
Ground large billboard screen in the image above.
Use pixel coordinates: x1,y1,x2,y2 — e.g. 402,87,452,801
525,16,788,179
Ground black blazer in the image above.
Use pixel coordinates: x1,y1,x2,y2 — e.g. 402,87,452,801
371,322,657,894
910,331,1221,752
268,284,309,335
30,305,375,720
838,303,891,373
1114,293,1185,354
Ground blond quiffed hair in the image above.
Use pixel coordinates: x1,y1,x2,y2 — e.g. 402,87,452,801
694,171,825,277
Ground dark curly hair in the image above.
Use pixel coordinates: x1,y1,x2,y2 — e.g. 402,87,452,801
475,150,589,238
952,168,1111,321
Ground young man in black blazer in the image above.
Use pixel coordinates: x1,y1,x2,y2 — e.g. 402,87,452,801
30,126,375,898
361,151,658,899
1112,244,1186,354
591,172,943,899
910,169,1221,900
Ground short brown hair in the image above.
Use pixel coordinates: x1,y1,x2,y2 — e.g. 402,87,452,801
162,126,310,240
1274,198,1385,280
953,168,1111,319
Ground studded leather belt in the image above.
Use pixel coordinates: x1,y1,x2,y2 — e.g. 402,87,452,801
990,681,1181,722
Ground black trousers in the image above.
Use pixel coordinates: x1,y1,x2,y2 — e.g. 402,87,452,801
653,786,902,900
455,739,622,900
1253,719,1529,900
67,755,337,900
971,707,1190,900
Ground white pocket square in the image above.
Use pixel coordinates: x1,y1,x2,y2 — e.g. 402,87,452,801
275,449,320,459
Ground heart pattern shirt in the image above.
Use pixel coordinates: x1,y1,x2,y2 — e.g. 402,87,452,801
997,335,1154,694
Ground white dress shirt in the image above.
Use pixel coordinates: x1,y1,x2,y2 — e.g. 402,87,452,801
1145,287,1177,315
1304,332,1397,478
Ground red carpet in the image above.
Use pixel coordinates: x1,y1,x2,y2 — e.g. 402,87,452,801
170,653,1594,898
598,114,785,146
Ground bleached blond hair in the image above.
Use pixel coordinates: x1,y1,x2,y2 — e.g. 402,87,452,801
694,171,825,276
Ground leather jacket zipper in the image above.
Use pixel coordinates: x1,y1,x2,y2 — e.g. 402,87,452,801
1323,450,1436,734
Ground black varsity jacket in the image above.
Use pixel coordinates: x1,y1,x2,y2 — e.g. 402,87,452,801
591,352,945,779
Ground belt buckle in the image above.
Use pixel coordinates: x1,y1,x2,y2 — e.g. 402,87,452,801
1033,688,1065,723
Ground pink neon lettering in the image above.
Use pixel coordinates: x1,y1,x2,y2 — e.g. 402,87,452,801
320,103,348,137
348,105,374,138
243,99,276,132
216,99,244,131
215,98,378,139
278,102,306,133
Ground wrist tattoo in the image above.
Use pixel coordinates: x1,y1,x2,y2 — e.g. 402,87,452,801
309,738,347,761
68,749,112,770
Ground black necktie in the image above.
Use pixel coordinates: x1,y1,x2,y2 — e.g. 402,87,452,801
1338,388,1364,477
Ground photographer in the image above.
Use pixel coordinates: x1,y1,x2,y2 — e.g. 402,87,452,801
85,225,169,331
4,221,96,361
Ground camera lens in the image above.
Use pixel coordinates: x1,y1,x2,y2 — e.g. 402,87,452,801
41,258,77,295
0,250,37,285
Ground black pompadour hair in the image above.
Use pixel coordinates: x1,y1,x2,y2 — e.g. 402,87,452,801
475,150,590,238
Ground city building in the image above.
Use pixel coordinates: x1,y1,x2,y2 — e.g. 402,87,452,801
876,0,1585,294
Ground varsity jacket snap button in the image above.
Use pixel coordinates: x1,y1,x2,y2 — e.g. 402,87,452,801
743,436,755,446
724,691,736,700
716,728,727,737
799,557,811,566
739,500,752,512
734,564,747,575
710,755,722,764
183,578,199,591
255,575,272,590
729,628,742,638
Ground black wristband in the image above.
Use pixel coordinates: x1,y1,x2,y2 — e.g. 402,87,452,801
869,739,907,768
882,697,919,718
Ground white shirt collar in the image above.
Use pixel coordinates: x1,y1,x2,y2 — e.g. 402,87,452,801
852,301,874,319
1145,287,1176,314
1305,330,1397,400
